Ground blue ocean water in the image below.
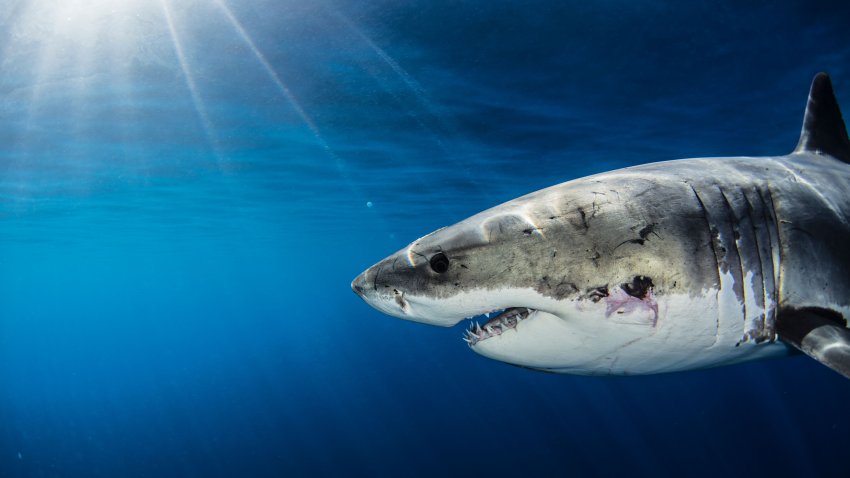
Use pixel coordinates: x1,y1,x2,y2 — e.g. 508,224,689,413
2,0,850,476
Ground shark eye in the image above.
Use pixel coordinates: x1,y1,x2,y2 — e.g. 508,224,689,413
429,253,450,273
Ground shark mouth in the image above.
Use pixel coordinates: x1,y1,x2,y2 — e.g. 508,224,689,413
463,307,534,346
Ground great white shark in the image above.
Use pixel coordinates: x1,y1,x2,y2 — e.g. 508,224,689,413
352,73,850,378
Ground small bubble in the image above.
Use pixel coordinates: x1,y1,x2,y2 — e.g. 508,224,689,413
366,201,373,208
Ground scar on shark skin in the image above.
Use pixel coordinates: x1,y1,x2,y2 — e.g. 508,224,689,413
393,288,409,314
614,223,660,249
604,276,658,325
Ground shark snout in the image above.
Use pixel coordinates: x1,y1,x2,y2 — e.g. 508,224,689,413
351,271,369,298
351,264,416,321
351,256,399,302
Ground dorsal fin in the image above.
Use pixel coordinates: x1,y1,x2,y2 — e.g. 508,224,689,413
793,72,850,164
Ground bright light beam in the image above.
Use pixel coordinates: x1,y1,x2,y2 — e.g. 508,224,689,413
327,8,457,155
211,0,329,152
327,8,494,204
212,0,361,195
326,6,470,149
159,0,224,165
328,9,437,119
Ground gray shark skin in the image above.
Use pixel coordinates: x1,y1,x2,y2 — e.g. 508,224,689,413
352,73,850,378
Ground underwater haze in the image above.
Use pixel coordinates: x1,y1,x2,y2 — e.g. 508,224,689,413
2,0,850,476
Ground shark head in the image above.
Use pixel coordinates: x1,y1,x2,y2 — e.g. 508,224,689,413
351,203,572,328
352,174,730,374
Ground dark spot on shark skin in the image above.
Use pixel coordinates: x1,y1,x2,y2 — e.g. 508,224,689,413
615,223,660,249
569,207,590,231
554,280,580,298
617,238,645,248
587,249,601,267
622,276,653,299
741,315,769,344
522,228,533,236
588,286,609,302
638,223,658,240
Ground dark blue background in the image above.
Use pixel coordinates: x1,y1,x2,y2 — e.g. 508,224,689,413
1,1,849,476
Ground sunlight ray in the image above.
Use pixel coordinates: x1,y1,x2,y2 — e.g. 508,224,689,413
23,4,63,134
211,0,365,201
326,8,493,203
7,1,69,208
66,3,100,169
211,0,329,152
103,10,144,181
158,0,224,165
327,9,446,129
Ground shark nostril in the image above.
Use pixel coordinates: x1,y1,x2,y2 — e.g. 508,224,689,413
351,276,367,297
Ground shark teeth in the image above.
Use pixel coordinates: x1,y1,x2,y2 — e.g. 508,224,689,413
463,307,532,346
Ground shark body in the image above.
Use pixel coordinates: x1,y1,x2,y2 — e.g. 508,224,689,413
352,73,850,378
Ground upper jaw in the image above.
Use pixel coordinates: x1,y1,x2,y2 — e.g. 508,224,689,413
351,283,464,326
463,307,535,345
353,276,562,329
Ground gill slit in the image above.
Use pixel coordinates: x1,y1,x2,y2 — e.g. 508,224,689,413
741,187,769,339
752,186,779,340
690,184,721,347
762,187,783,308
719,187,747,331
690,185,721,287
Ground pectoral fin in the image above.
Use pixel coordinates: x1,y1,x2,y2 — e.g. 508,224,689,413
777,307,850,379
